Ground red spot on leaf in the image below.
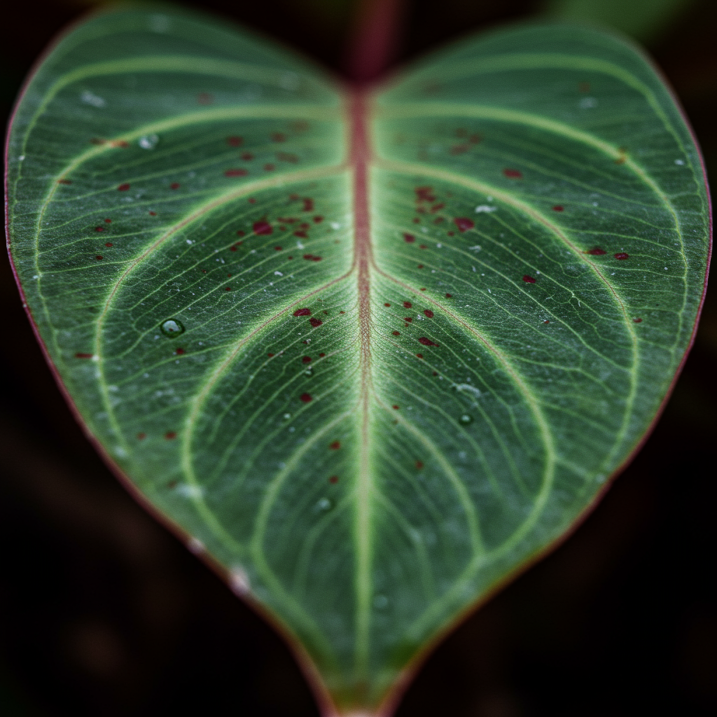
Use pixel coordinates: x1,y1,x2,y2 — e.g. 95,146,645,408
75,353,93,359
105,243,113,248
403,301,412,308
227,136,243,147
264,164,275,171
415,186,435,202
175,348,185,355
416,353,423,359
313,215,323,223
294,231,308,238
302,356,312,364
95,255,103,260
329,476,338,483
170,182,180,189
404,317,413,323
294,308,311,316
137,433,146,440
424,310,434,318
225,169,248,177
319,353,326,357
329,441,340,450
503,168,523,179
303,198,314,212
165,431,177,440
445,293,452,298
241,152,254,161
95,226,104,232
415,460,424,470
309,318,322,327
404,233,415,243
634,317,643,323
300,393,312,403
149,211,157,216
552,205,564,212
585,247,607,255
454,217,474,232
615,252,630,260
253,221,272,235
303,254,322,261
118,183,130,191
268,353,275,357
271,132,287,142
392,405,399,410
418,337,438,346
522,275,536,283
392,331,400,335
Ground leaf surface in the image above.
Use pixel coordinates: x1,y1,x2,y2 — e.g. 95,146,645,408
5,7,710,714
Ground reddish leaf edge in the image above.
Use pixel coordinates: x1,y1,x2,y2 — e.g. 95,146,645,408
4,11,712,717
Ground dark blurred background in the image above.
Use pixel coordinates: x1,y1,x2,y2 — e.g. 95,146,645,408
1,0,715,715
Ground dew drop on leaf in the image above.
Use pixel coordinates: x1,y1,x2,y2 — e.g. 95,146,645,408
459,414,473,424
160,319,185,337
138,134,159,149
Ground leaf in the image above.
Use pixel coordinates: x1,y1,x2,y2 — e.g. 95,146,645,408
5,7,710,715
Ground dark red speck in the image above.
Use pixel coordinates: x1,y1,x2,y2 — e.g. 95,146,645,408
104,218,111,223
586,247,607,255
417,265,424,269
302,356,312,364
415,186,435,202
314,215,323,223
95,255,103,261
403,301,412,308
419,244,427,249
105,243,113,248
303,198,314,212
241,152,253,161
227,136,243,147
248,198,256,204
418,337,438,346
264,164,275,171
268,353,275,357
175,348,185,355
329,441,340,450
225,169,248,177
294,231,308,238
225,287,231,291
503,169,523,179
633,317,643,323
416,460,424,470
271,132,286,142
416,353,423,359
254,221,272,235
523,275,536,283
75,353,93,359
309,318,322,327
294,308,311,316
454,217,474,232
149,211,157,216
57,179,72,185
404,233,415,243
303,254,322,261
170,182,180,189
137,433,146,440
392,331,400,336
319,353,326,358
404,317,413,323
165,431,177,440
300,393,312,403
95,226,104,232
384,302,391,307
392,405,399,410
329,476,339,484
118,183,130,191
552,205,564,212
615,252,630,260
424,310,434,318
413,218,420,224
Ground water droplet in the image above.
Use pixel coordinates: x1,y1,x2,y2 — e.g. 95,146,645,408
304,366,313,376
283,413,291,420
459,414,473,424
139,133,159,149
314,497,332,512
161,319,185,337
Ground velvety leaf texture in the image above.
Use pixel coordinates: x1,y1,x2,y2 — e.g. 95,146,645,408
5,6,710,714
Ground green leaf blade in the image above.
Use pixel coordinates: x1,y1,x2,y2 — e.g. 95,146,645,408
6,9,710,715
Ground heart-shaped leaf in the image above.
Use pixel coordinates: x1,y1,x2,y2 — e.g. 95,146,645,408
5,7,710,715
